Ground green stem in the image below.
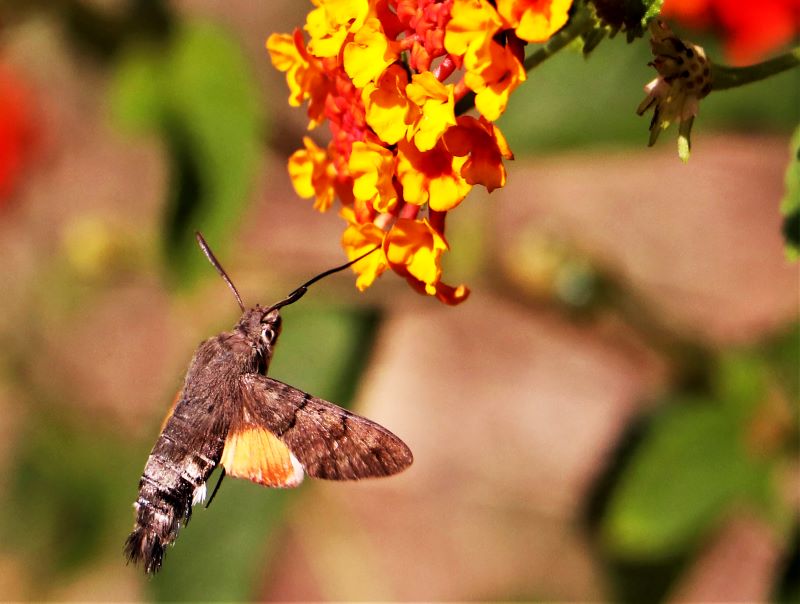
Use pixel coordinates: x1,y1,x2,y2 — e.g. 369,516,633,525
523,7,594,72
713,47,800,91
455,7,595,115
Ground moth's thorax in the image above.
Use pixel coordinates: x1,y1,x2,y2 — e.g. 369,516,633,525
183,306,282,396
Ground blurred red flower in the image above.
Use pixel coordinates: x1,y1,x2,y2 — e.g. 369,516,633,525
0,63,37,205
662,0,800,64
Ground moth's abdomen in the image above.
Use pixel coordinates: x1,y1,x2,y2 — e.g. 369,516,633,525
125,407,225,574
124,478,177,574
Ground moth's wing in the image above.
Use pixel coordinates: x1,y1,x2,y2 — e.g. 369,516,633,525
159,390,183,432
240,374,413,480
255,376,414,480
220,420,304,488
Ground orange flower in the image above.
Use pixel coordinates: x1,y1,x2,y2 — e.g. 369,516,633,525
384,218,469,304
348,140,398,212
340,207,389,290
463,40,527,121
288,137,338,211
443,115,513,192
270,0,577,304
266,29,328,128
444,0,503,72
496,0,572,42
395,137,472,211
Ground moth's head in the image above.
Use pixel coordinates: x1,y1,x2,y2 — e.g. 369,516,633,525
194,232,378,365
232,306,282,373
236,306,283,350
259,307,283,348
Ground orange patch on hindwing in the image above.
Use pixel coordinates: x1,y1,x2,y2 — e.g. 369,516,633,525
221,427,304,488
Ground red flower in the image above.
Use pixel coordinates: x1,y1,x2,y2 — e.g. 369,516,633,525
662,0,800,64
0,64,37,204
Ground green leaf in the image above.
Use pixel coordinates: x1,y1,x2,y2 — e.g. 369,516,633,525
602,399,759,559
110,21,264,287
780,125,800,260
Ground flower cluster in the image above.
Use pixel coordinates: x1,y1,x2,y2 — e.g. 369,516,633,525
268,0,572,304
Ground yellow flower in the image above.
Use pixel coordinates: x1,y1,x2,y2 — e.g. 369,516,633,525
340,207,388,290
396,138,472,212
362,64,415,145
288,137,337,211
306,0,370,58
266,30,328,127
348,141,398,213
344,18,399,88
444,0,503,72
405,72,457,152
464,41,526,121
384,218,470,305
266,32,307,106
496,0,572,42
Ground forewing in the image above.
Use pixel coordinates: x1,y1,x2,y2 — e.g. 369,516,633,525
239,374,413,480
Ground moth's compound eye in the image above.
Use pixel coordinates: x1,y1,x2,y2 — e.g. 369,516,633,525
260,324,275,344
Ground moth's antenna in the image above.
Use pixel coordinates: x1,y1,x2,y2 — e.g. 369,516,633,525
195,232,246,313
267,245,381,312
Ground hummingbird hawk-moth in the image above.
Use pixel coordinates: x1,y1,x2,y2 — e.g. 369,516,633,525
125,233,413,574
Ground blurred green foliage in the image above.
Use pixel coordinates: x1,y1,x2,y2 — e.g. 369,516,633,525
603,395,766,558
781,125,800,259
502,34,800,155
4,415,142,582
601,325,798,598
110,20,264,288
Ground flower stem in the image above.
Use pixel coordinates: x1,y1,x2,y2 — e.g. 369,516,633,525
454,7,595,115
399,202,420,220
434,55,457,82
523,8,594,72
712,47,800,91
